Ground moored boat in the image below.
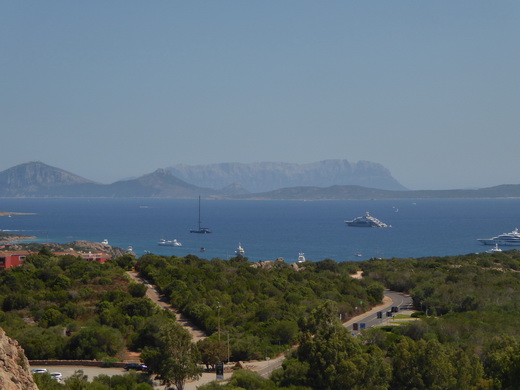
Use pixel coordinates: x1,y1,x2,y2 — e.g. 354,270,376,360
345,212,389,228
158,239,182,247
190,196,212,234
297,252,306,263
487,243,502,253
235,243,244,255
478,228,520,246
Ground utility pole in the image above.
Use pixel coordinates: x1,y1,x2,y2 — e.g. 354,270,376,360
217,302,221,341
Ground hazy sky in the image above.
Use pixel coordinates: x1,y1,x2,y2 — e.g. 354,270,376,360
2,1,519,190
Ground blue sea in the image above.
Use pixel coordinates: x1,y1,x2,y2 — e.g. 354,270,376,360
1,198,520,262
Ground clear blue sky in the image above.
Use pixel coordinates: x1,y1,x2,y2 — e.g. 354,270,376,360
2,1,519,190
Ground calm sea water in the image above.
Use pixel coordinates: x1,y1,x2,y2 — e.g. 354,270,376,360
1,198,520,262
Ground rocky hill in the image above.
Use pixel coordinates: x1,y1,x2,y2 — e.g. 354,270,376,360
0,328,38,390
0,163,211,198
167,160,407,192
0,161,95,197
2,161,519,200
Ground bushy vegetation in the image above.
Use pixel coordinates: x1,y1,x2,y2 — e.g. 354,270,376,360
4,246,520,389
0,249,155,360
136,254,383,360
361,251,520,339
33,370,153,390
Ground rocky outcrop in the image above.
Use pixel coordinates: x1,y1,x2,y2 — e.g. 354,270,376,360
0,328,38,390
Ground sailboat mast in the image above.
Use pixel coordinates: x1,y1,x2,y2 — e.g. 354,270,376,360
190,195,211,233
198,195,201,229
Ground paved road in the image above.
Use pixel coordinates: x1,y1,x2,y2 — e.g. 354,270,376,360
28,365,249,390
28,366,161,386
255,290,414,379
31,290,413,388
345,290,413,335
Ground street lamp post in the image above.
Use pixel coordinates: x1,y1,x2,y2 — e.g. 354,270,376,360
217,302,221,341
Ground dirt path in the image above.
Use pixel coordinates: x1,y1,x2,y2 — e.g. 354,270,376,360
126,271,207,342
127,269,406,388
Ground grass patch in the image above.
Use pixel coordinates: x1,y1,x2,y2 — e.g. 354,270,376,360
392,314,412,319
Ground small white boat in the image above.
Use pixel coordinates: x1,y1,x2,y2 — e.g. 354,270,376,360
235,243,245,255
158,239,182,247
487,243,502,253
127,246,133,252
297,252,306,263
101,239,109,245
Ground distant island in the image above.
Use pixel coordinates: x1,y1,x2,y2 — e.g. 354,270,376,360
0,161,519,200
0,211,36,216
0,231,36,242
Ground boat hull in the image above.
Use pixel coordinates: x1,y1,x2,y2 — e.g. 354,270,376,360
346,222,379,227
190,228,211,234
478,239,520,246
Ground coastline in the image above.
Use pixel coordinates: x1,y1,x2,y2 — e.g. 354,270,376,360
0,235,37,242
0,211,37,216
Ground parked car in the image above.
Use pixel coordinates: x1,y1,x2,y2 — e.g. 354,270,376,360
124,363,148,371
50,372,63,382
30,368,48,374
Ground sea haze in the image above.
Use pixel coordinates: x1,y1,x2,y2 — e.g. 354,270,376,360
1,198,520,262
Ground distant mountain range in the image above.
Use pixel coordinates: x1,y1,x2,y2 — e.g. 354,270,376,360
1,161,520,200
167,160,407,192
0,162,213,198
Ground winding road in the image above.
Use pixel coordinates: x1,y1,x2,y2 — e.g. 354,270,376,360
31,277,413,389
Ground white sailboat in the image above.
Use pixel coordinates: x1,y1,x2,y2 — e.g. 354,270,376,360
190,196,211,234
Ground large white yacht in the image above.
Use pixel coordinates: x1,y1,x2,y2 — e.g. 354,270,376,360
345,212,389,228
478,228,520,246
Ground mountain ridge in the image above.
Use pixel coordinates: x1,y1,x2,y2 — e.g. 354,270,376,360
1,161,519,199
167,160,407,192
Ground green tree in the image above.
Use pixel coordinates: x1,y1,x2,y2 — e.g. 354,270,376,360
271,358,310,388
226,369,275,390
65,326,124,360
390,337,482,390
141,320,202,390
297,301,391,389
39,308,66,328
128,282,148,298
33,372,64,390
64,370,90,390
93,372,154,389
484,336,520,389
198,339,228,370
268,320,299,345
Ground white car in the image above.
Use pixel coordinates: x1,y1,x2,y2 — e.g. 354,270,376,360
50,372,63,382
31,368,48,374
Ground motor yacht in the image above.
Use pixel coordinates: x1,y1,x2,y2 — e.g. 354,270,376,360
297,252,306,263
235,243,245,255
478,228,520,246
345,212,389,228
